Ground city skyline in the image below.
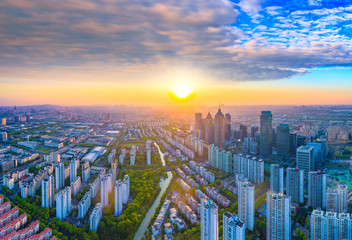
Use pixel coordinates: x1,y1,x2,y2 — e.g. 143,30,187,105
1,1,352,105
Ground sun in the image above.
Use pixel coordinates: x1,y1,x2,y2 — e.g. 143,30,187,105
172,82,193,98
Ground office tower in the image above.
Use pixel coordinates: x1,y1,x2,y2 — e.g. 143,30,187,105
233,154,264,185
146,140,152,165
90,203,102,232
214,108,225,149
201,198,218,240
239,125,248,140
195,112,203,131
55,162,65,190
286,167,304,203
270,164,284,193
276,124,290,156
42,175,54,208
78,191,91,219
238,179,254,231
70,159,77,183
259,111,272,156
122,175,130,204
306,142,324,168
111,160,118,183
296,145,314,177
266,192,291,240
310,210,351,240
205,113,214,144
225,113,232,140
1,118,6,126
56,186,72,220
223,212,245,240
101,176,109,208
114,180,123,217
308,171,327,209
250,126,258,138
289,133,297,155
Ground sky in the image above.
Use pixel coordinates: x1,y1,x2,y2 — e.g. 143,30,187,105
1,0,352,106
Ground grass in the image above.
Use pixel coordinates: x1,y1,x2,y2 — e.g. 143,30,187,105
36,147,51,153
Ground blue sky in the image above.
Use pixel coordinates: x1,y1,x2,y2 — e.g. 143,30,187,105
0,0,352,105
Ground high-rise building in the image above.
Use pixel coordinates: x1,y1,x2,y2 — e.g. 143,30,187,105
70,159,77,183
101,176,109,208
42,175,54,208
205,113,214,144
71,176,81,195
259,111,272,156
250,126,258,138
310,210,352,240
289,133,297,155
55,162,65,190
296,145,314,177
276,124,290,156
214,108,225,149
266,192,291,240
146,140,152,165
326,183,348,213
122,175,130,204
56,186,71,220
1,118,6,126
208,144,232,173
195,113,204,139
223,212,245,240
286,167,304,203
111,160,118,184
306,142,324,169
308,171,327,209
114,180,123,217
239,125,248,140
90,203,102,232
225,113,232,140
78,191,91,219
82,161,91,182
238,179,254,231
201,198,218,240
233,154,264,185
270,164,284,194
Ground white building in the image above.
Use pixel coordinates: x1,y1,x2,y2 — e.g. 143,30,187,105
70,159,77,183
233,154,264,185
326,183,348,213
56,186,72,220
82,161,91,183
122,175,130,204
114,180,123,217
146,140,152,165
101,176,109,208
90,203,102,232
201,198,218,240
223,212,245,240
71,176,81,195
266,192,291,240
270,164,284,194
55,162,65,190
238,179,254,231
130,145,136,166
296,146,314,177
208,144,232,173
78,191,91,219
42,175,54,208
90,178,100,199
44,153,60,164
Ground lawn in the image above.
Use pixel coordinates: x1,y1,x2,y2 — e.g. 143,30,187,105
328,169,352,189
36,147,51,153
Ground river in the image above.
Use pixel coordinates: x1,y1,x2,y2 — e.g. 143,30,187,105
133,143,172,240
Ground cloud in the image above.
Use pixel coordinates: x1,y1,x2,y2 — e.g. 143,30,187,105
0,0,351,82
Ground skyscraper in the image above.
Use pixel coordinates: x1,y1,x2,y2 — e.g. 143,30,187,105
289,133,297,155
270,164,284,194
101,176,109,208
111,160,118,183
195,113,204,139
122,175,130,204
276,124,290,156
201,198,218,240
214,108,225,149
296,145,314,177
42,175,54,208
55,162,65,190
286,167,304,203
70,159,77,183
266,192,291,240
223,212,245,240
225,113,232,140
260,111,272,156
308,171,327,209
239,125,248,140
238,179,255,231
205,113,214,144
250,126,258,138
146,140,152,165
114,180,123,217
90,203,102,232
56,186,72,220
